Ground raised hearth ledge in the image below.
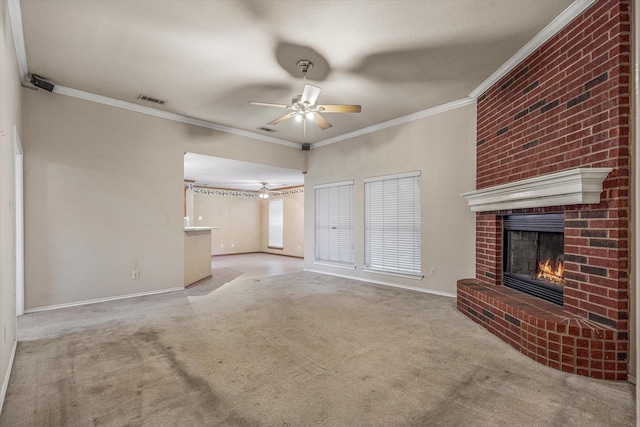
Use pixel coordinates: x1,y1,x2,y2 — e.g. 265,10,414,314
457,279,626,380
461,168,613,212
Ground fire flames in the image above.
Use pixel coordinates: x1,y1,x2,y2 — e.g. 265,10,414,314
537,259,564,285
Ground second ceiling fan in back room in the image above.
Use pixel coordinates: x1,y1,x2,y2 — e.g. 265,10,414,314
250,60,361,132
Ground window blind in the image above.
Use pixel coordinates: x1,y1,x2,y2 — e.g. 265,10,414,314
315,181,354,265
365,171,421,277
268,198,284,248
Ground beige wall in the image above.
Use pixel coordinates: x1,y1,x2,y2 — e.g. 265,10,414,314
261,191,305,257
21,89,306,310
194,191,261,255
304,103,476,296
191,189,304,258
0,0,21,405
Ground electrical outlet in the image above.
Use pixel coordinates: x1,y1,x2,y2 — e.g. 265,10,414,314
220,244,224,248
198,216,203,221
231,243,234,248
132,271,139,280
430,268,436,277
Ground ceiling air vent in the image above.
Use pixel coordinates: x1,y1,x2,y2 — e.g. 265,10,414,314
258,127,277,133
137,94,167,105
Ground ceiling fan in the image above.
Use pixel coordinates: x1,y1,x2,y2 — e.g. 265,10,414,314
258,182,270,199
250,60,361,131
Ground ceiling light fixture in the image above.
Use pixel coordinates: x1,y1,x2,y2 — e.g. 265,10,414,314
249,60,361,131
258,183,270,199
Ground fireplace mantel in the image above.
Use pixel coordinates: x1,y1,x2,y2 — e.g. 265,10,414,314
461,168,613,212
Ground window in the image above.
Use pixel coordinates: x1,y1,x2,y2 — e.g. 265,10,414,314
315,181,354,266
365,171,421,277
268,199,284,249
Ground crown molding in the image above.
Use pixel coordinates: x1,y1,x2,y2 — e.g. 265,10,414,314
9,0,595,150
7,0,27,79
461,168,613,212
312,97,477,149
470,0,596,98
51,85,300,149
7,0,298,149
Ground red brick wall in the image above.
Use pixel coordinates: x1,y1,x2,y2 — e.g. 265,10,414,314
477,0,630,191
563,208,629,329
475,0,630,328
475,214,502,286
459,0,631,379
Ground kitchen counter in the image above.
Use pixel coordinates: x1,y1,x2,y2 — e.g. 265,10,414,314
183,227,218,286
183,226,219,231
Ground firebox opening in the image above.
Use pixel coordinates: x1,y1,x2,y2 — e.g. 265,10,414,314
503,213,564,306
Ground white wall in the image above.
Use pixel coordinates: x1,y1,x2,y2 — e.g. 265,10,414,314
0,0,21,409
21,88,306,310
304,103,477,296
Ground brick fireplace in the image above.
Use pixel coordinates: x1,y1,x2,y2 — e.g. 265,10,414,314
457,0,630,380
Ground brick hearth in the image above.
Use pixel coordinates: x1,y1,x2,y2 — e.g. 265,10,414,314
458,0,630,380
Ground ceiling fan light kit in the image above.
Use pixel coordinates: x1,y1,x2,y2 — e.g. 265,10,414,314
258,183,270,199
250,60,361,132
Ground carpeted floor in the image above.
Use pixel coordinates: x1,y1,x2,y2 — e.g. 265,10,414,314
1,266,635,426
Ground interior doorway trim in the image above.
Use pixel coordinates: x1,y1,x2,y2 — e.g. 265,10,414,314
14,125,24,317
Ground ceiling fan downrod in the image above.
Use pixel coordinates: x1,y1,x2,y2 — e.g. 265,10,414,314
297,60,312,74
298,60,312,89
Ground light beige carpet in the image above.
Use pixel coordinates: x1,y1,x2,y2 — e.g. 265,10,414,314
1,272,635,426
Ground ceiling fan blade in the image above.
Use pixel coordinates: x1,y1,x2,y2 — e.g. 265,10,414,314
249,101,290,108
301,84,322,105
268,112,297,125
319,104,362,113
310,113,332,130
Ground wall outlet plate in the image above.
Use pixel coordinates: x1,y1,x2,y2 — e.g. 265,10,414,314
132,271,139,280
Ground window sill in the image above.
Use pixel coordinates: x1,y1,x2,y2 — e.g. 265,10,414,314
313,261,356,270
363,268,423,280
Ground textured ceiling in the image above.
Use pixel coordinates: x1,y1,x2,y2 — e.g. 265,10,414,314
19,0,575,147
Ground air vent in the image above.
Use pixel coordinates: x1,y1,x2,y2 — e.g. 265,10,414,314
258,127,277,133
137,94,167,105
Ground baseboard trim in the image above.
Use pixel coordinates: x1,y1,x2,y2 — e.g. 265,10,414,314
213,252,304,259
24,287,184,314
0,340,17,416
185,275,212,288
303,268,456,298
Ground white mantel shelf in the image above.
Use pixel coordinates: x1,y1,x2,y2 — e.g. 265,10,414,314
461,168,613,212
